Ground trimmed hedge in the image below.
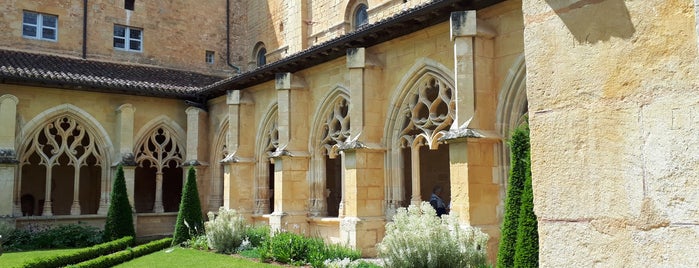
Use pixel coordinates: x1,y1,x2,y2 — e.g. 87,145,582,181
69,237,173,268
21,236,133,268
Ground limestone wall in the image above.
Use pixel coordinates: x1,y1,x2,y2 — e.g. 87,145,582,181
524,0,699,266
0,0,233,75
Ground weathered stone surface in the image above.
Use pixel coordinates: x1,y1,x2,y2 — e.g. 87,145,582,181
524,0,699,265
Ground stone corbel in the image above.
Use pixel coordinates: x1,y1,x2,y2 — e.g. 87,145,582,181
275,73,308,90
346,47,383,69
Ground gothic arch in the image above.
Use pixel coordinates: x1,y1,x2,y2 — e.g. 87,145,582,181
383,58,455,219
17,104,112,216
209,119,229,212
308,85,350,217
132,116,186,213
253,104,279,214
495,54,528,219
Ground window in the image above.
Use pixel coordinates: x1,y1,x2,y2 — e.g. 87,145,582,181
256,47,266,67
22,11,58,41
113,25,142,52
353,4,368,30
206,51,215,64
125,0,135,10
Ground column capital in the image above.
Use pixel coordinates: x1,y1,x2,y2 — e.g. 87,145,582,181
185,106,206,115
346,47,382,69
0,94,19,105
450,10,477,40
116,103,135,113
275,73,307,90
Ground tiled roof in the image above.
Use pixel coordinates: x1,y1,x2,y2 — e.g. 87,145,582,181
199,0,505,99
0,49,223,100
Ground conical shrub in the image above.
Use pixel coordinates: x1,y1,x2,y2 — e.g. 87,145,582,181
172,166,204,245
103,164,135,242
514,148,538,267
497,124,530,268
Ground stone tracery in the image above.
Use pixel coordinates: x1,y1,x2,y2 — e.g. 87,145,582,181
135,126,184,213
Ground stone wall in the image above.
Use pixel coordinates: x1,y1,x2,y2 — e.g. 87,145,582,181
0,0,233,75
524,0,699,266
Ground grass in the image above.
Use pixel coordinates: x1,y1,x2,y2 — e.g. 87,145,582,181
115,247,278,268
0,248,84,268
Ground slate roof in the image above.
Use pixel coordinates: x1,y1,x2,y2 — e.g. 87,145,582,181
0,49,223,100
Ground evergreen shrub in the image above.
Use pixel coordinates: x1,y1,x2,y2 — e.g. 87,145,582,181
69,237,172,268
377,202,489,268
103,165,135,242
496,124,530,268
21,236,132,268
172,167,204,245
4,223,102,251
513,148,538,268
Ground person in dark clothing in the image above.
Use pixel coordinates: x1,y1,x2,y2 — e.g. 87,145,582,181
430,185,447,217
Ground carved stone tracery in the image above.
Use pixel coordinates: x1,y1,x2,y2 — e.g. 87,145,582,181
135,127,183,213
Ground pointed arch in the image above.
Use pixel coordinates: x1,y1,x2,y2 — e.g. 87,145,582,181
495,54,528,220
308,85,350,217
383,58,455,219
17,104,112,216
253,103,279,215
208,118,229,212
133,116,186,213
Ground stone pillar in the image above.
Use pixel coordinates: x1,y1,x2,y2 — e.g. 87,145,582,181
221,90,256,219
343,48,386,255
0,95,18,217
184,107,209,210
115,104,136,209
269,73,310,233
269,155,309,234
340,148,385,256
450,11,477,130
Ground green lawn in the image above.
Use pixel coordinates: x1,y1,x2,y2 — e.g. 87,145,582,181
0,248,83,268
116,247,278,268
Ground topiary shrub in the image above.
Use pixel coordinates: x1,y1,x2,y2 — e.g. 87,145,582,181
513,147,538,268
205,207,247,254
103,164,135,242
172,166,204,245
497,123,530,268
377,202,489,268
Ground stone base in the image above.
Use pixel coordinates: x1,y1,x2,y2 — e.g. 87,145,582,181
269,212,309,234
340,216,386,257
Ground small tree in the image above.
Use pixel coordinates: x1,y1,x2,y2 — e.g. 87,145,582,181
103,164,135,242
497,124,530,268
513,148,538,267
172,166,204,245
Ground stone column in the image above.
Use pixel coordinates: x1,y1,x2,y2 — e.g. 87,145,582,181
184,106,209,210
115,104,136,210
269,73,310,233
450,11,477,131
220,90,256,219
342,48,386,256
0,95,18,217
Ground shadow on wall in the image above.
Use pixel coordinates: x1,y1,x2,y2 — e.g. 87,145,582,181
545,0,635,43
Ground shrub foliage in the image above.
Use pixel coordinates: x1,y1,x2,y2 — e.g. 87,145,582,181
377,202,489,268
103,164,135,242
21,236,133,268
205,207,247,254
513,147,538,268
172,166,204,245
4,223,102,251
69,237,172,268
497,124,530,268
259,231,361,267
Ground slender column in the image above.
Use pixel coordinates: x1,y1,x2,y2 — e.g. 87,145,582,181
410,145,421,205
450,11,477,130
154,172,164,213
96,167,109,215
0,95,19,217
70,168,81,215
42,167,53,216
